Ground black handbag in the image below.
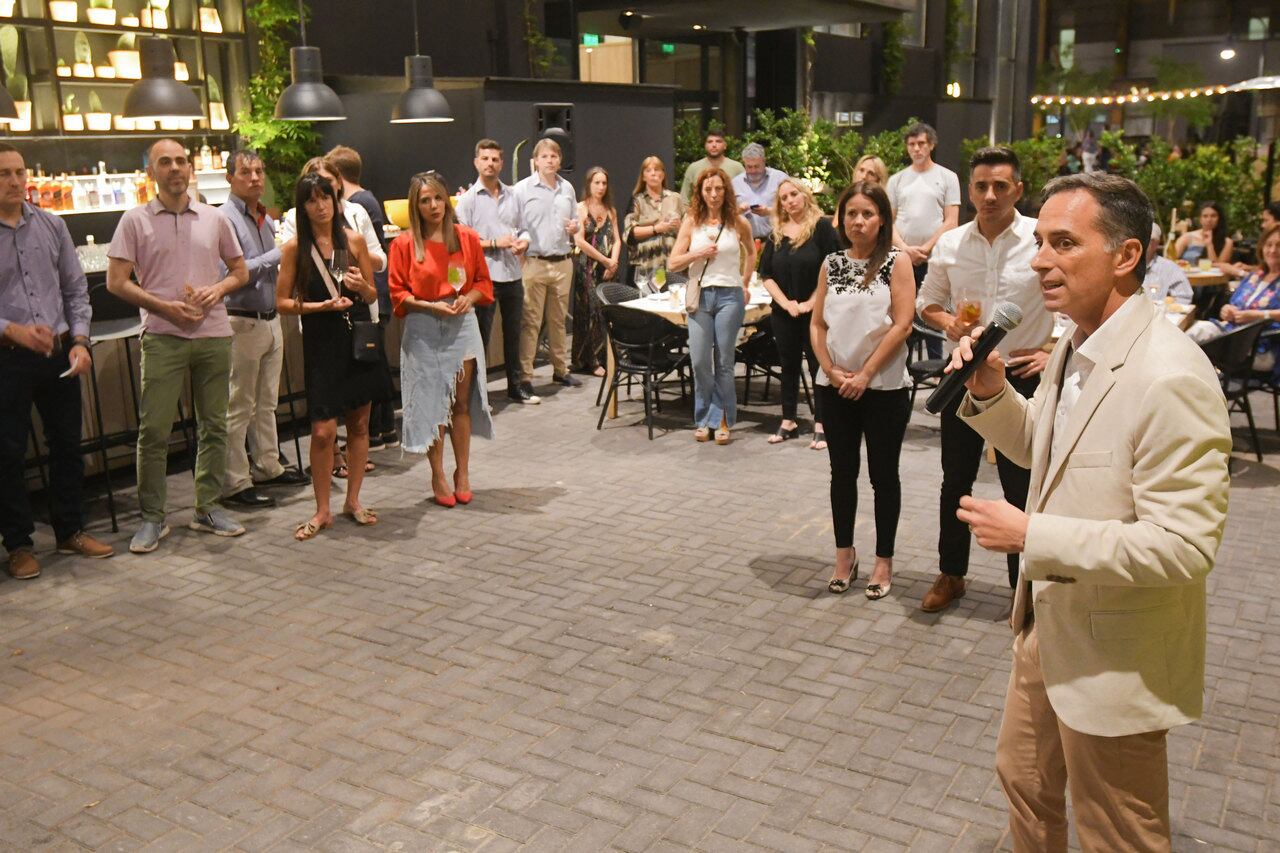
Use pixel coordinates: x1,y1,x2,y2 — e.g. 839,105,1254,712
312,244,382,363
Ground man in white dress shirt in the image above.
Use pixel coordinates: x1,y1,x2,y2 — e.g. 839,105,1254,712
917,146,1055,612
1143,223,1193,305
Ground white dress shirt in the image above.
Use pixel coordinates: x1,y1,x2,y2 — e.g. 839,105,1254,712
917,211,1054,356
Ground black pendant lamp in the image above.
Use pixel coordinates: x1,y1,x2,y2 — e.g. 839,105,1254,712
390,0,452,123
122,36,204,121
274,0,345,121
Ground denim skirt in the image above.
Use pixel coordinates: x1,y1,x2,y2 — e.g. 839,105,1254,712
400,311,495,453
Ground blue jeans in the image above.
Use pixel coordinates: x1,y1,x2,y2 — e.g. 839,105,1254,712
688,286,745,428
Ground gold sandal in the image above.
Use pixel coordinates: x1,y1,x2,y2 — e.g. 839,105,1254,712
693,427,711,442
715,427,731,445
343,507,378,526
294,519,331,541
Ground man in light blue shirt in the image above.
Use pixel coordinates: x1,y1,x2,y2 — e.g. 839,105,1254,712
1144,223,1193,306
456,139,530,403
218,148,301,508
511,138,579,397
731,143,787,240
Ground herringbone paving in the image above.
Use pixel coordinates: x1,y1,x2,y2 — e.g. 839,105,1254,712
1,373,1277,851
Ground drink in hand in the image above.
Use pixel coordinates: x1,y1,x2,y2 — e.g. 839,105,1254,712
447,263,465,294
958,298,983,325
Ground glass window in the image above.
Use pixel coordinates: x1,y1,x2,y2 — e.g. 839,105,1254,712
1248,17,1270,40
643,41,702,89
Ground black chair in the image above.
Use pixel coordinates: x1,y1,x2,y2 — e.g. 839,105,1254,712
596,304,687,439
735,324,814,415
907,319,948,408
595,282,642,405
1246,327,1280,431
1199,320,1268,463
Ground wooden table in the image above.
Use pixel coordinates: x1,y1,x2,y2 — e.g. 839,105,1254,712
604,288,773,419
1186,268,1230,288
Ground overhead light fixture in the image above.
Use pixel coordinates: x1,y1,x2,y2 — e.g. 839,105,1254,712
122,36,204,120
391,0,453,124
274,0,344,121
1220,44,1237,61
692,24,705,31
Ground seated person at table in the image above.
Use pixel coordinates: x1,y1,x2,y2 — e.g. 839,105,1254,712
1261,201,1280,234
1144,223,1193,305
1175,201,1233,267
1187,224,1280,378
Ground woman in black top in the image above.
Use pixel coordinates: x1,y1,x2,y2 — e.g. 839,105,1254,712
758,177,842,448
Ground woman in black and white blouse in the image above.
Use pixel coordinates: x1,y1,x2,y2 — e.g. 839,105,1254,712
811,181,914,599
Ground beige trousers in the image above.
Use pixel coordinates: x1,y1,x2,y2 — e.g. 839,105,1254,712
222,315,286,496
519,256,573,382
996,624,1171,852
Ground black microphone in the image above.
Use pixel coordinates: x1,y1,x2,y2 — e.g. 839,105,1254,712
924,301,1024,415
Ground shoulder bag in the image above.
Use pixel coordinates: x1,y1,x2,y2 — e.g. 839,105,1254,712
311,244,383,363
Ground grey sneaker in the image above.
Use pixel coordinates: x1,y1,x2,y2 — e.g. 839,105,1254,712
129,521,170,554
189,510,246,537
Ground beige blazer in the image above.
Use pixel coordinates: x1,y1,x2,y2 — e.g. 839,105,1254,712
958,293,1231,737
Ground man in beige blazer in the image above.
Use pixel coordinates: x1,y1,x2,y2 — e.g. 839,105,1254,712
949,173,1232,851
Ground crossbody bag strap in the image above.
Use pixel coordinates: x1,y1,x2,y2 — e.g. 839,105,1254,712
310,244,341,300
695,221,727,288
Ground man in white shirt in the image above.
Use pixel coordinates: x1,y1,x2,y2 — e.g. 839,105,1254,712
1143,223,1193,305
917,146,1055,612
887,122,961,356
950,172,1230,852
731,143,786,240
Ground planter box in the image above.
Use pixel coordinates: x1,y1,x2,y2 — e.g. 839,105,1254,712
198,7,222,33
108,49,140,79
86,8,117,25
49,1,78,22
9,100,31,131
85,111,111,131
62,114,84,132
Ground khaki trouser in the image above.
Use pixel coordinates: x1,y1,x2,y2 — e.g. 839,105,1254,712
519,256,573,382
996,624,1171,852
222,315,286,497
137,333,232,522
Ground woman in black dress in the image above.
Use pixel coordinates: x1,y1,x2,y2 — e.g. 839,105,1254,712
758,177,842,448
276,172,387,540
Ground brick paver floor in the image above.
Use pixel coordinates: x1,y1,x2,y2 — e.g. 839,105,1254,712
2,372,1277,852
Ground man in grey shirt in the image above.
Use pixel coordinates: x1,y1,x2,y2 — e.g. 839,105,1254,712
456,138,530,403
1144,223,1193,306
219,148,304,509
512,138,580,397
0,142,114,579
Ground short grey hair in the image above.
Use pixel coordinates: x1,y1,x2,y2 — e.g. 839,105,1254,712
1042,172,1153,285
1150,222,1162,243
741,142,766,161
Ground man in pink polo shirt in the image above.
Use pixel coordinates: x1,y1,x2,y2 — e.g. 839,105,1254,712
107,139,248,554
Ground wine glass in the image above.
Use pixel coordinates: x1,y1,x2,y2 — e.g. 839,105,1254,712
447,263,466,295
957,297,983,325
330,247,349,286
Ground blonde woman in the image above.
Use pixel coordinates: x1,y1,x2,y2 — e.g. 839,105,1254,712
389,172,495,508
623,155,686,286
758,177,842,448
853,154,889,186
669,168,756,444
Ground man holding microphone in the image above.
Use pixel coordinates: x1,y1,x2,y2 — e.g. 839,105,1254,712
950,173,1231,850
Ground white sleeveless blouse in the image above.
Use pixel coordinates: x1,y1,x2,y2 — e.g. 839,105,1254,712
817,249,908,390
688,221,743,288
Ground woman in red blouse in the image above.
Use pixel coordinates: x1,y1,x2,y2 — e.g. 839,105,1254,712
389,172,496,507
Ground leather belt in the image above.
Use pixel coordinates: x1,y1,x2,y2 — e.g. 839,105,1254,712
530,253,569,262
228,309,278,320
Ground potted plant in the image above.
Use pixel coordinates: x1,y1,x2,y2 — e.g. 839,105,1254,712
72,31,94,77
141,0,170,29
49,0,79,23
55,58,70,77
87,0,116,25
198,0,222,33
207,74,228,129
62,93,84,132
0,0,15,18
0,25,27,130
108,31,139,78
85,90,110,130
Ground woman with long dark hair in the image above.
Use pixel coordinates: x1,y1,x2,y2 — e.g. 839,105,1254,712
812,182,914,599
389,172,495,507
669,167,756,444
1175,201,1234,266
276,172,385,540
571,166,619,375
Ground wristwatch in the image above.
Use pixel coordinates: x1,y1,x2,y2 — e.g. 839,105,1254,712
72,335,91,350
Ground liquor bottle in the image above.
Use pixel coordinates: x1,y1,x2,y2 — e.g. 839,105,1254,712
113,179,126,207
135,171,147,205
39,175,55,209
62,175,74,211
199,138,212,171
51,175,64,211
85,175,99,209
26,169,38,205
96,162,110,208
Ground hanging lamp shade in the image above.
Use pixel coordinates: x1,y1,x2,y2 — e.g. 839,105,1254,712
274,46,345,121
391,55,452,123
122,36,204,120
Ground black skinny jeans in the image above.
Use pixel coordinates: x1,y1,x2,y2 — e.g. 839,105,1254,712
770,309,821,424
938,372,1040,587
476,279,524,392
820,385,911,555
0,345,85,553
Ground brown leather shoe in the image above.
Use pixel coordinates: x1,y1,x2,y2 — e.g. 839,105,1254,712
56,531,115,559
921,573,966,612
7,549,40,580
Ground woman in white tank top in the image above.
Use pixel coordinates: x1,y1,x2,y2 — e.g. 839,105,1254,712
669,168,756,444
812,182,914,600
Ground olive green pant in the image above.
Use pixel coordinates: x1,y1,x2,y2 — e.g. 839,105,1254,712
137,333,232,523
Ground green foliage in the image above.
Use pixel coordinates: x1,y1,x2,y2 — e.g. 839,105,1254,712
861,125,910,174
1,25,19,77
88,90,103,112
880,19,906,95
89,0,113,10
522,0,558,79
1147,57,1216,138
115,32,136,51
673,114,724,186
62,93,78,114
6,73,26,102
235,0,321,206
74,31,92,64
1101,132,1263,237
207,74,222,103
